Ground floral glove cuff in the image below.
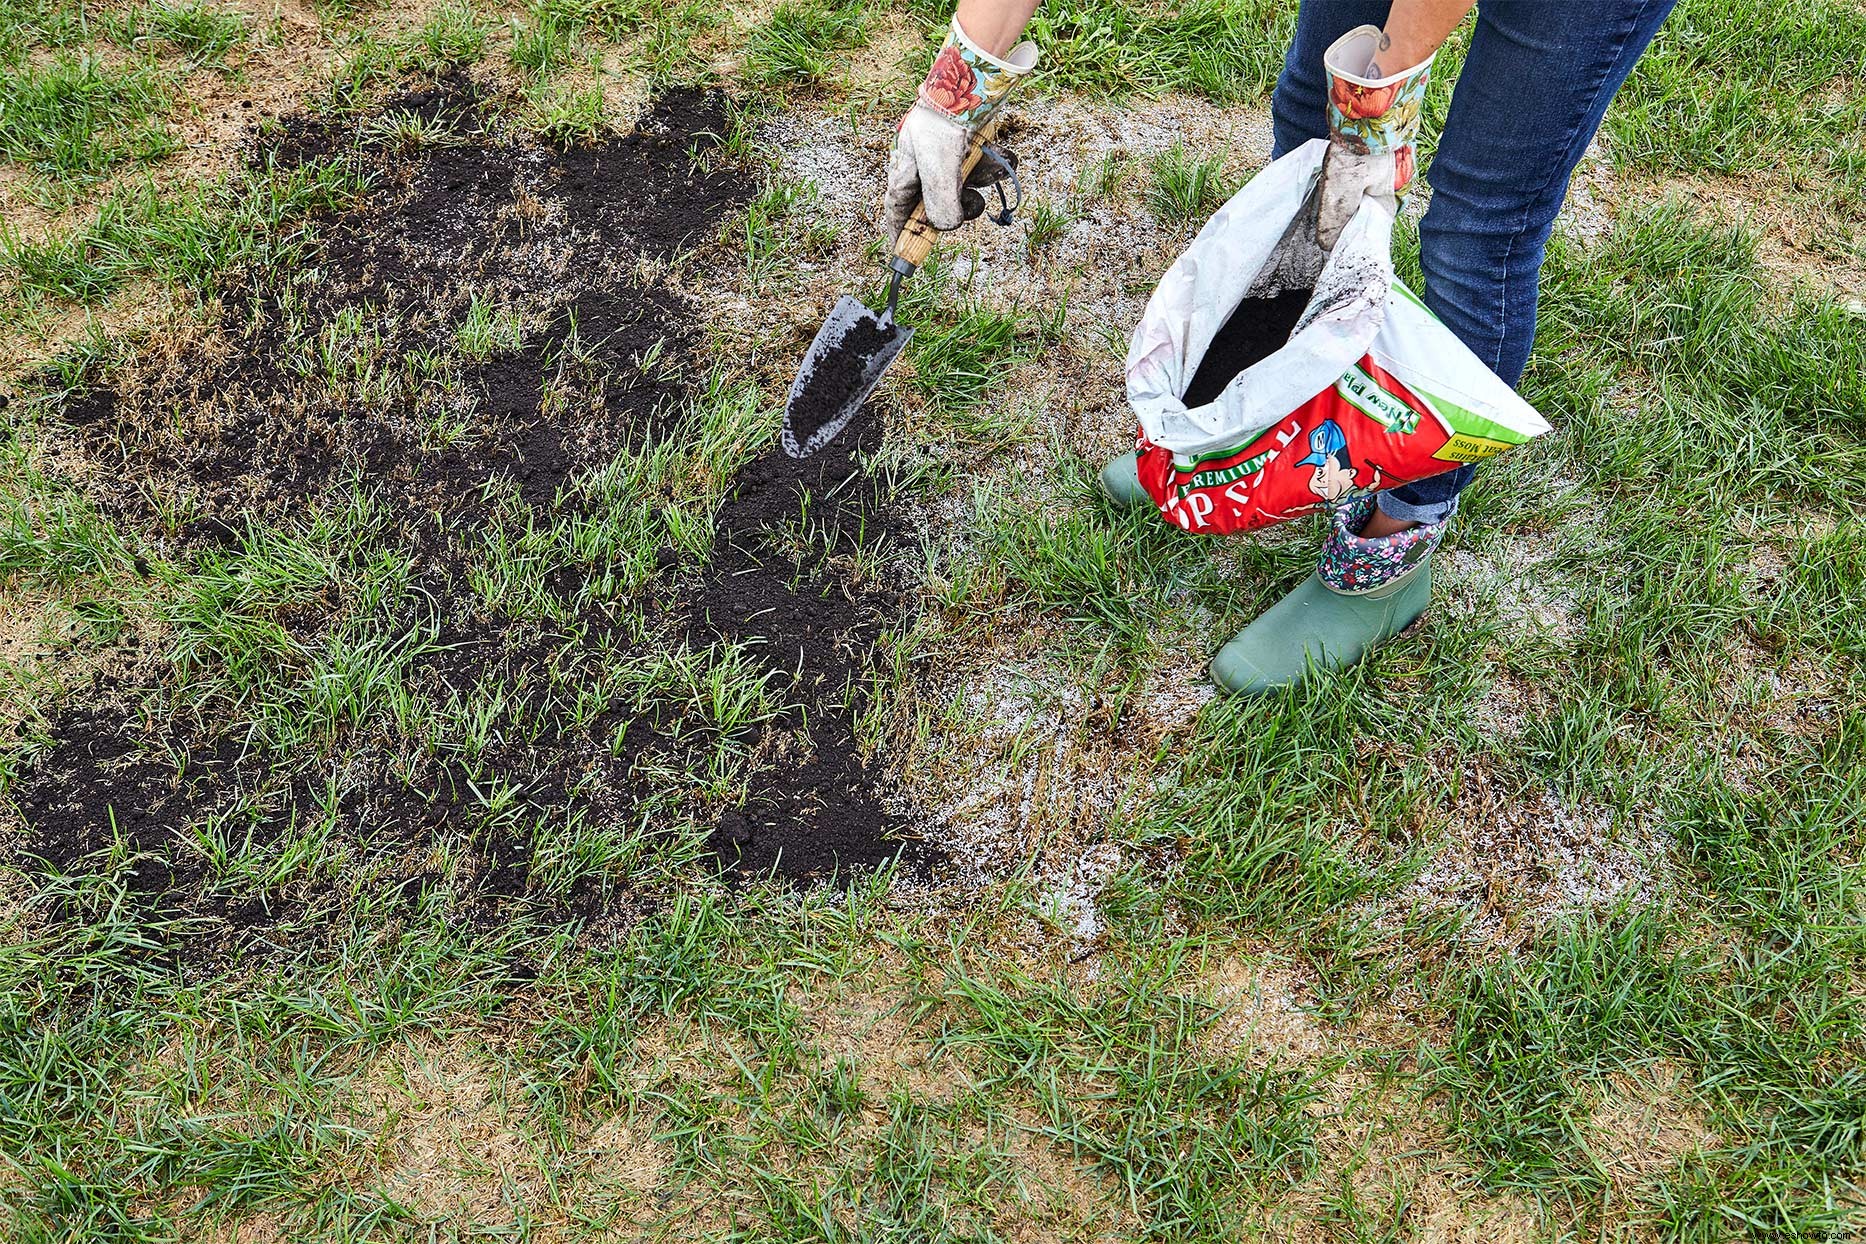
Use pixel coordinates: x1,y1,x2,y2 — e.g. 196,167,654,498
1324,24,1433,193
916,17,1039,131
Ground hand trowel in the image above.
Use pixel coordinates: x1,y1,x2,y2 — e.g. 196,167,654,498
781,121,1016,458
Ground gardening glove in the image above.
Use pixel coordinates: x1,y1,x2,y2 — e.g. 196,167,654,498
1315,24,1434,251
882,17,1037,244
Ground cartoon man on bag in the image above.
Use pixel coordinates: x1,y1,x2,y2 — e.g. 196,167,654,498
1298,419,1383,504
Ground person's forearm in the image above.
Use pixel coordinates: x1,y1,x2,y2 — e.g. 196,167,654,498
1374,0,1474,73
953,0,1039,58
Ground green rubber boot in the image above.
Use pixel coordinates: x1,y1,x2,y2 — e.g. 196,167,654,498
1098,451,1152,510
1209,499,1446,696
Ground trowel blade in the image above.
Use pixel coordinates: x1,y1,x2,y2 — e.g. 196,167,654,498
781,295,912,459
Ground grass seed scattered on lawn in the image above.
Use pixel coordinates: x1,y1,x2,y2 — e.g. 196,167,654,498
786,314,902,448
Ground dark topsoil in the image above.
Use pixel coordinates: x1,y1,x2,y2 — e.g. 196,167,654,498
9,79,933,966
693,401,925,882
1180,288,1313,408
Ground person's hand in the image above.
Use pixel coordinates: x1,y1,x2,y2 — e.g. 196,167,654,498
1315,24,1434,251
881,17,1037,244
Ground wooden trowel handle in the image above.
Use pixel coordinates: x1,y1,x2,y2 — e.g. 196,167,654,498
892,118,1004,270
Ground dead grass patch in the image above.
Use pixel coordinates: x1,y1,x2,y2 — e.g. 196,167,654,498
0,165,74,251
1581,1060,1717,1191
991,1109,1140,1243
0,592,66,673
352,1035,551,1224
837,9,925,97
2,275,197,388
796,978,959,1101
1197,955,1339,1068
1386,766,1674,951
1591,161,1865,298
161,9,335,191
1268,1076,1545,1244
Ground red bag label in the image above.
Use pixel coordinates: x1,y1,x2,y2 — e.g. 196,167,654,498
1138,356,1501,535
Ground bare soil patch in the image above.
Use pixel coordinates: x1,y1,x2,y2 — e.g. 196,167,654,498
690,402,930,882
5,76,936,963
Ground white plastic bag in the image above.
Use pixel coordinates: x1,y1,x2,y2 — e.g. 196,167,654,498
1125,139,1551,534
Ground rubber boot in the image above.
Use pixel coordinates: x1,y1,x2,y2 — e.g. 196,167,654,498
1099,451,1152,510
1209,498,1446,696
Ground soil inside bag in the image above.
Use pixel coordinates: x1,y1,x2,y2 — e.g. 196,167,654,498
1180,287,1312,409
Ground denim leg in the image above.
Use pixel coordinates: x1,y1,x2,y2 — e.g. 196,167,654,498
1272,1,1393,159
1376,0,1679,527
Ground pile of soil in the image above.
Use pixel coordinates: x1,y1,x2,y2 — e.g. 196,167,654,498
1180,288,1312,408
8,76,932,963
13,685,643,951
72,88,737,544
690,400,927,882
15,704,246,908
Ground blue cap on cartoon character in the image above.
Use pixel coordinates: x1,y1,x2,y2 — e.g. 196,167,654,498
1298,418,1363,503
1297,419,1350,469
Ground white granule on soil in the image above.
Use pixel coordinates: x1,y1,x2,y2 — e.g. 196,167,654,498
1436,538,1584,643
1035,841,1125,958
883,649,1198,952
1387,780,1676,946
1557,138,1617,244
760,98,1682,953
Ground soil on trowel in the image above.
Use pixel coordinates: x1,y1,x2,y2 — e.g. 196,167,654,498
1180,288,1313,408
786,316,902,451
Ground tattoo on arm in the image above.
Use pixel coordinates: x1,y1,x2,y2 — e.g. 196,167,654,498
1379,31,1392,51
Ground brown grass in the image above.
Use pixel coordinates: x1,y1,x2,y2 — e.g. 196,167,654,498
1581,1060,1718,1192
346,1036,570,1227
1267,1074,1546,1244
159,0,337,189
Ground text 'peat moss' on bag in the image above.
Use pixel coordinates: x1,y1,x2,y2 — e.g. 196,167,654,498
1125,138,1551,535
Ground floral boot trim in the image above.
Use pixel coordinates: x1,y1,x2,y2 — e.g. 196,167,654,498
1324,25,1433,194
1317,497,1447,595
916,17,1038,130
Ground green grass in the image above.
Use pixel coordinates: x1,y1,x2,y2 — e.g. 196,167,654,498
892,258,1027,421
406,0,490,72
1608,0,1866,192
135,0,247,65
2,159,359,311
509,0,580,79
0,51,176,180
744,0,867,86
897,0,1295,103
1145,142,1231,224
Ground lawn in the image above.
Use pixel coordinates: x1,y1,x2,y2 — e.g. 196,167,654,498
1,0,1863,1240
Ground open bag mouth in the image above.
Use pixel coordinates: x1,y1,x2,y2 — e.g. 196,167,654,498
1123,140,1548,536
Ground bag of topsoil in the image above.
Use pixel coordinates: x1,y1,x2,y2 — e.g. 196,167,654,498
1124,138,1551,535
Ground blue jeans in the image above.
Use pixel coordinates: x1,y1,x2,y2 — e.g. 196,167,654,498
1272,0,1677,526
